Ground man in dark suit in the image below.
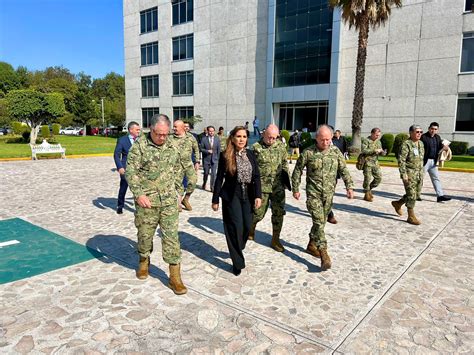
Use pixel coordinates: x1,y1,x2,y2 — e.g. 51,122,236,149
200,125,220,191
114,121,141,214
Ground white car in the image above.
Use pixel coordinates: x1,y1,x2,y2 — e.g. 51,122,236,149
59,127,81,135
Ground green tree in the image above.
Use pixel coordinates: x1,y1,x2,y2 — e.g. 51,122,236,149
91,72,125,101
72,73,97,135
329,0,402,152
0,62,20,97
16,66,31,89
6,89,65,144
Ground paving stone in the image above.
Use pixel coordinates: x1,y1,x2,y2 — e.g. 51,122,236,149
0,157,473,353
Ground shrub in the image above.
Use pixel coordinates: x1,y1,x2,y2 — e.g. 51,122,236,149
6,136,23,144
381,133,395,154
52,123,61,136
393,133,409,159
345,135,353,146
41,125,50,138
12,121,25,134
280,130,290,147
449,141,468,155
22,131,30,143
300,132,313,150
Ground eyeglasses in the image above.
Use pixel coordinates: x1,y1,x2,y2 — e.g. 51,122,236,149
415,131,423,134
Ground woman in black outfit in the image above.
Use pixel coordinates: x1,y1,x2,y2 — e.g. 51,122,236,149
212,126,262,275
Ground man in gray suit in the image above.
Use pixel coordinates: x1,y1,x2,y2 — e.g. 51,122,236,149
200,125,221,191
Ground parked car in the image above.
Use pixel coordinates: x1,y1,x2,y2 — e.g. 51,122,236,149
59,127,81,135
78,127,99,136
0,127,10,135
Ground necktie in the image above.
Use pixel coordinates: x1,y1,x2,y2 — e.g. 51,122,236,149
210,137,213,148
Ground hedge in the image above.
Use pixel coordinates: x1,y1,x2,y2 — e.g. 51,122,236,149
41,125,50,138
450,141,468,155
280,129,290,148
52,123,61,136
381,133,395,154
393,133,409,158
300,132,313,150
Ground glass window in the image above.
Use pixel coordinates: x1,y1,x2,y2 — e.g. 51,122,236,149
141,42,159,66
456,93,474,131
466,0,473,11
172,71,194,95
277,101,328,131
273,0,333,87
140,7,158,34
172,34,193,61
172,0,193,25
461,33,474,72
141,107,160,128
141,75,159,98
173,106,194,120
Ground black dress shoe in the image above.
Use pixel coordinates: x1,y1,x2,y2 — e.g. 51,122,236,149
437,196,451,202
117,207,123,214
232,266,241,276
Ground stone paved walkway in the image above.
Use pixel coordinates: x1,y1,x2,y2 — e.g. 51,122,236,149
0,157,473,353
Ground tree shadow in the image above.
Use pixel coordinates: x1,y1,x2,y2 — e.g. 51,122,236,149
179,231,232,272
92,197,134,212
251,231,320,273
86,234,168,286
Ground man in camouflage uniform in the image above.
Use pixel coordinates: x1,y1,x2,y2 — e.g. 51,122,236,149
292,125,354,271
170,120,200,211
391,124,424,225
126,114,188,295
250,124,289,252
361,127,385,202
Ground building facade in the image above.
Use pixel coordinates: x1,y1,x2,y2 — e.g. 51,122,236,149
124,0,474,146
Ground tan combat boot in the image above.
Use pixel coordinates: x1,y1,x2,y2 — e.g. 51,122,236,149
407,208,421,225
182,194,192,211
168,264,187,295
136,256,149,280
363,191,373,202
248,224,256,241
306,240,320,258
177,196,183,212
270,230,284,252
391,199,404,216
319,248,332,271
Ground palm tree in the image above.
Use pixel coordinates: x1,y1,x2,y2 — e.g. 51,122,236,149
329,0,402,151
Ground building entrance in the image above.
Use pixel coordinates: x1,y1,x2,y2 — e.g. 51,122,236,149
277,102,328,132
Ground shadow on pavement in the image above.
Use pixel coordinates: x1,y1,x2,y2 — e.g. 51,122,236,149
179,231,232,272
332,202,400,221
251,231,321,273
86,234,168,286
92,197,134,212
285,204,311,217
187,216,225,234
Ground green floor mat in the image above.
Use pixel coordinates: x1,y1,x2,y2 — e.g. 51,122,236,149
0,218,102,284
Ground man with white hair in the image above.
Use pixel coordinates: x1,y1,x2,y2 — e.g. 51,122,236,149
292,124,354,271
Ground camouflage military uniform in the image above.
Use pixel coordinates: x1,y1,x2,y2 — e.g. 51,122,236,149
169,132,199,195
126,133,185,264
361,137,382,192
292,145,354,249
398,140,424,208
252,139,288,235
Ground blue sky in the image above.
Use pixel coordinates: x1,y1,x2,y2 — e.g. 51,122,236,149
0,0,124,79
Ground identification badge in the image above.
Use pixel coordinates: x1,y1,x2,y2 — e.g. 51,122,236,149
413,148,419,156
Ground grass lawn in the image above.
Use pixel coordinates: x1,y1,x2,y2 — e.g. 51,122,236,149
0,135,118,159
286,153,474,170
346,153,474,170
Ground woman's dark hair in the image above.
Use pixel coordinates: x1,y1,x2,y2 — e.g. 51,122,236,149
224,126,248,176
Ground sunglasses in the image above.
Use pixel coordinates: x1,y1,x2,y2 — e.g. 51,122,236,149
415,131,423,133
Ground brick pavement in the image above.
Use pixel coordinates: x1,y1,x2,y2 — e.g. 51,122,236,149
0,157,473,353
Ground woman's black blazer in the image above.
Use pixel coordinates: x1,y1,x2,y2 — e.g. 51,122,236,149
212,149,262,206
